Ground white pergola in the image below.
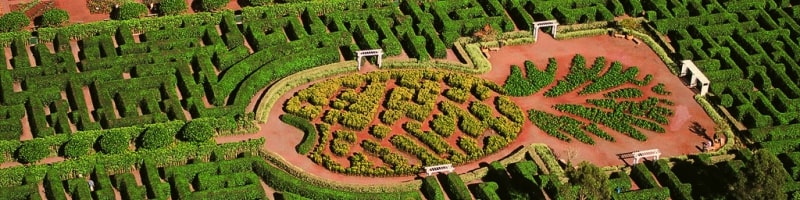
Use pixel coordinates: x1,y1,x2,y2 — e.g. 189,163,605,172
680,60,710,96
632,149,661,164
356,49,384,70
423,164,454,176
532,20,559,40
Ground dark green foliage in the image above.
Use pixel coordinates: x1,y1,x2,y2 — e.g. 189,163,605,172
439,173,472,200
565,161,612,200
421,176,446,200
158,0,188,15
63,134,96,158
630,163,658,189
280,114,317,154
502,60,556,96
199,0,229,12
15,139,49,163
40,8,69,27
0,12,29,32
545,55,604,97
99,129,132,154
604,88,644,99
180,118,216,143
732,149,789,200
114,2,148,20
473,182,502,200
139,121,183,150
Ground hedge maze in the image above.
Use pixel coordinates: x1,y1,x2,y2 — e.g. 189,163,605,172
284,70,524,176
503,54,674,144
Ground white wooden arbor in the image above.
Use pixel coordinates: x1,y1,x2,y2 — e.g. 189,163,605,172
532,20,560,40
424,164,455,176
356,49,384,70
632,149,661,164
680,60,710,96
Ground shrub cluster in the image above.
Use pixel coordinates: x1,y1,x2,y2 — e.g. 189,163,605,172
503,59,557,96
544,55,605,97
280,114,318,154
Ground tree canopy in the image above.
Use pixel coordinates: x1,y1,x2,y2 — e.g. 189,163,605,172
731,149,789,200
566,161,612,200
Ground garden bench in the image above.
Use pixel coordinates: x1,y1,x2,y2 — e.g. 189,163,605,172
424,164,455,176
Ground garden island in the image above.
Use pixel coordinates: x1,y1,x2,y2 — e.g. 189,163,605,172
0,0,798,199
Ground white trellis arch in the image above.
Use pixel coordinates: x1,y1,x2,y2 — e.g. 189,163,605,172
532,20,560,40
632,149,661,164
423,164,455,176
680,60,710,96
356,49,384,70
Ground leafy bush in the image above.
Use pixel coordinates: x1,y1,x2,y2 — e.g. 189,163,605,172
199,0,229,12
16,139,50,163
139,121,183,150
651,83,671,95
422,176,446,200
99,130,132,154
431,114,456,137
114,2,148,20
180,119,215,143
280,114,317,154
0,12,29,32
369,124,391,139
40,8,69,27
63,133,97,158
158,0,188,15
604,88,644,99
439,173,472,200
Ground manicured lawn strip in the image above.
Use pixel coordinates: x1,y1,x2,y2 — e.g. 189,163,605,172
279,114,318,154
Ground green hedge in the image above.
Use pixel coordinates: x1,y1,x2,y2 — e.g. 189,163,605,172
280,114,318,154
439,173,472,200
421,176,446,200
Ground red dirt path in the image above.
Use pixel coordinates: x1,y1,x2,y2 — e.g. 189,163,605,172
252,32,717,184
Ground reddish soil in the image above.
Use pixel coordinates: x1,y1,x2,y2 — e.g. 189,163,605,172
253,31,717,184
53,0,108,23
483,32,716,166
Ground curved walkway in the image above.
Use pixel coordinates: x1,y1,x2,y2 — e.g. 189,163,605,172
248,32,717,185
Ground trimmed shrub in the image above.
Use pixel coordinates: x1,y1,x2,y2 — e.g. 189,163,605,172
139,121,183,150
199,0,229,12
114,2,148,20
439,173,472,200
63,133,96,158
40,8,69,27
422,176,446,200
99,130,131,154
0,12,29,32
158,0,188,15
15,139,50,163
180,119,215,143
280,114,317,154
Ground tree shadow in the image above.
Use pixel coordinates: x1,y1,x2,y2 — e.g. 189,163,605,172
689,121,710,141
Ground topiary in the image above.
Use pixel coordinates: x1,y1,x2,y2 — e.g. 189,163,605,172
247,0,273,6
16,139,50,164
0,12,30,32
199,0,228,12
39,8,69,27
63,134,95,158
114,2,148,20
99,131,131,154
179,119,215,143
139,121,182,149
158,0,187,16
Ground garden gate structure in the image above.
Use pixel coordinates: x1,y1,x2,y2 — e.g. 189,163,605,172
424,164,455,176
680,60,710,96
356,49,384,70
532,20,559,40
632,149,661,164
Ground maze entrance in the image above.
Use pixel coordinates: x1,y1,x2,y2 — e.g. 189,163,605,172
680,60,710,96
632,149,661,164
532,20,560,41
356,49,384,70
